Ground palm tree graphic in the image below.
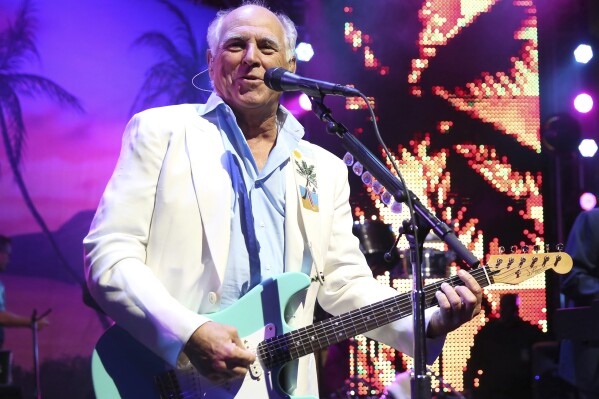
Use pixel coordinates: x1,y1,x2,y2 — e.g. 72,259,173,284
0,0,84,282
295,159,318,210
130,0,209,113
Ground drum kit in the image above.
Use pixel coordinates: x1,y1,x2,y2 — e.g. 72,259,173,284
351,219,452,279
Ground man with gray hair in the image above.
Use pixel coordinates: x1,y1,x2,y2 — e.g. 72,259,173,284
85,2,482,397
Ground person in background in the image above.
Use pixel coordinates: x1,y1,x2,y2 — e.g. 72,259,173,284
559,208,599,399
0,235,49,349
464,293,545,399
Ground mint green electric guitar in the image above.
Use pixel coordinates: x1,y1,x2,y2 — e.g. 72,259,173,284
92,252,572,399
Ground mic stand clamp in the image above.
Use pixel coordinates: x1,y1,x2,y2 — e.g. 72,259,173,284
309,96,347,137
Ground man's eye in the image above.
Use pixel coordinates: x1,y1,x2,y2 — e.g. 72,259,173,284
226,42,244,50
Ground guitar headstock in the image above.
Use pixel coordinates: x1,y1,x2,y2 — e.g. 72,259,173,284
485,252,573,285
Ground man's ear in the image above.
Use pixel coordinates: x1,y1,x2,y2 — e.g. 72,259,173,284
207,50,213,71
288,57,297,73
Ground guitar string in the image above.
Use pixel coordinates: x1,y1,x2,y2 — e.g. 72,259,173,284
258,255,559,366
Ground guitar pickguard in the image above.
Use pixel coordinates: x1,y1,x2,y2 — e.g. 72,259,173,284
159,323,279,399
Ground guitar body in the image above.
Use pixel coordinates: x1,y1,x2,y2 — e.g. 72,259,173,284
92,272,315,399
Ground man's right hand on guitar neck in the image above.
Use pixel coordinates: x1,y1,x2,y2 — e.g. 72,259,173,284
184,321,256,383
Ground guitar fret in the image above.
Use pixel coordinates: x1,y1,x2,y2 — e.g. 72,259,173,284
306,324,318,353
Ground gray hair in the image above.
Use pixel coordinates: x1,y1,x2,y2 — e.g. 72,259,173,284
206,0,297,62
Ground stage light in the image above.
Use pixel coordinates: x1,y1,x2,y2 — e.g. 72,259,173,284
280,93,311,117
579,192,597,211
574,93,594,113
574,44,593,64
295,42,314,62
578,138,598,157
298,93,312,111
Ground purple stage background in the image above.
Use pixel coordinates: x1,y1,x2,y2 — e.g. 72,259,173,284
0,1,215,396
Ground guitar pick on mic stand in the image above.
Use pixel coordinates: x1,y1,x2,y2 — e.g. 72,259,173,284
309,95,479,399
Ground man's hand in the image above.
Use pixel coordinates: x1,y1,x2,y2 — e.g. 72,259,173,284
427,269,482,338
184,321,256,383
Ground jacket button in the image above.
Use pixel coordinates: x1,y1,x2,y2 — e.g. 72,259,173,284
208,292,218,304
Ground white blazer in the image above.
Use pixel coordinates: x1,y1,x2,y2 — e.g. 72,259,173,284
84,103,443,396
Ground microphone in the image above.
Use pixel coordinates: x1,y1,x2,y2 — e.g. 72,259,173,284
264,67,361,97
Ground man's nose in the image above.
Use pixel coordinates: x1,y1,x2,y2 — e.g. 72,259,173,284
243,44,260,66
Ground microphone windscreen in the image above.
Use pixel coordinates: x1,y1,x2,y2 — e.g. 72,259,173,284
264,67,288,91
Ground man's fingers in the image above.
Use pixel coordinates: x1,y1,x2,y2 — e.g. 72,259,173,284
185,322,258,383
435,289,451,313
440,282,463,311
457,269,483,298
227,327,256,363
455,285,477,307
456,269,483,316
230,344,256,365
230,328,244,347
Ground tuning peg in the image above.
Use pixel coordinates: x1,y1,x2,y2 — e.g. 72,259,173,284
556,243,564,252
542,255,550,267
507,256,515,269
530,255,538,268
518,256,527,267
499,246,505,255
533,245,540,253
522,245,529,254
510,245,518,254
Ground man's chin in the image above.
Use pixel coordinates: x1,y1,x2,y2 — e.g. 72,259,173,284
230,94,278,111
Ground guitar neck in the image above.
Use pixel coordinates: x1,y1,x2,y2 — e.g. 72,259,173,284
258,250,573,369
259,266,495,369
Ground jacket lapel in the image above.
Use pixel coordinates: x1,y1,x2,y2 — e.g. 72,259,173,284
185,115,231,282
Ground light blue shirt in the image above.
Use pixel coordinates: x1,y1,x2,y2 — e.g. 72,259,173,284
196,93,304,309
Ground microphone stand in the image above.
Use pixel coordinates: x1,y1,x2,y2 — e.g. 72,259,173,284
309,96,479,399
31,308,51,399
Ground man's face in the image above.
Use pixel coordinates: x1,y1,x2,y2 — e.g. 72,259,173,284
0,245,11,272
208,5,296,114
